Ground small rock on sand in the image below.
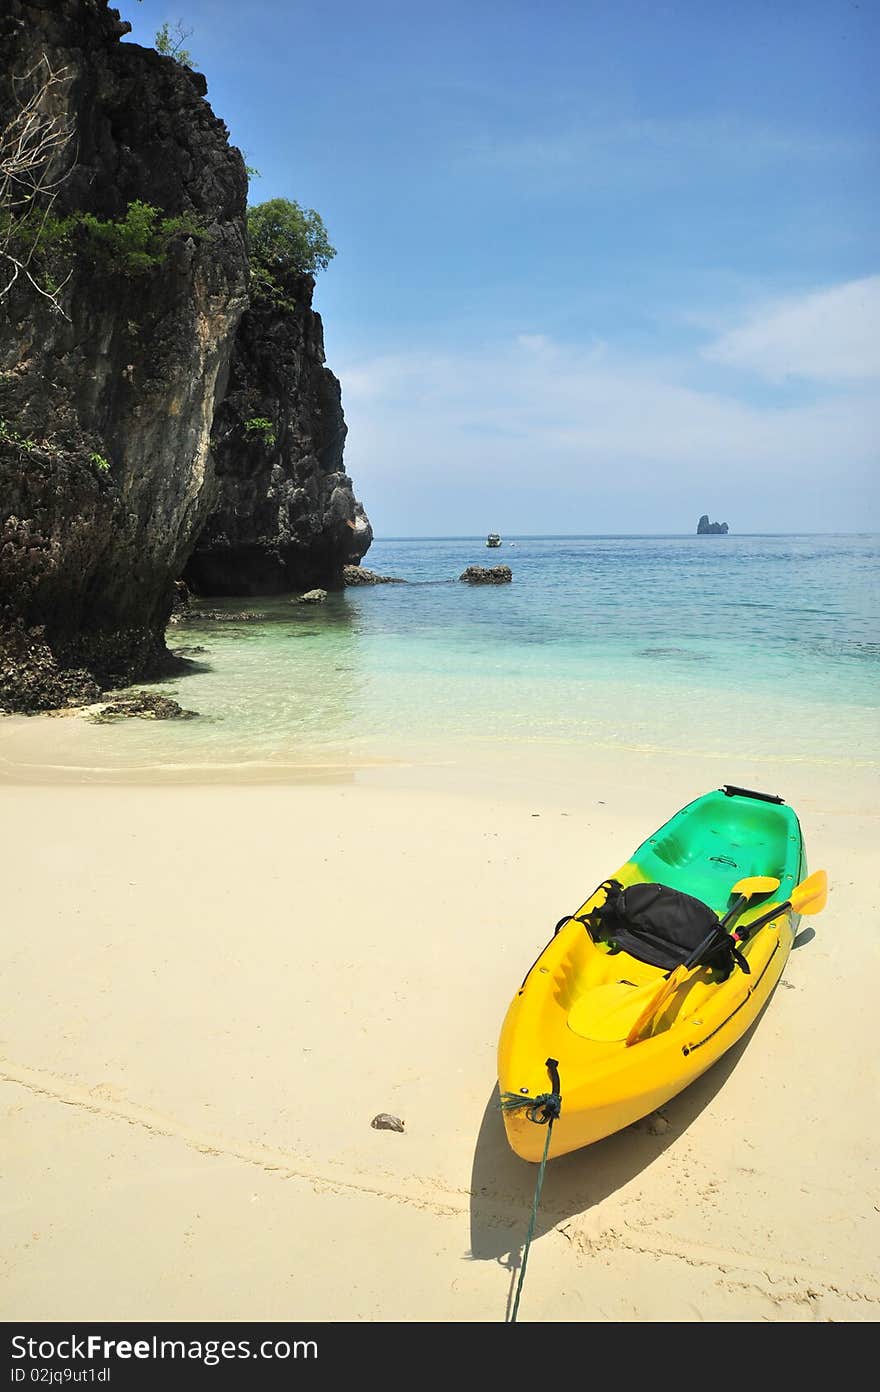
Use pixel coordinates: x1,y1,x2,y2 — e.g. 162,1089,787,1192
371,1113,405,1133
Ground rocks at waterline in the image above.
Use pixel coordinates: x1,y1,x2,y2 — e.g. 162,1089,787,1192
342,566,406,586
295,589,328,604
0,625,101,714
168,609,266,625
459,565,513,584
90,692,198,722
696,515,729,535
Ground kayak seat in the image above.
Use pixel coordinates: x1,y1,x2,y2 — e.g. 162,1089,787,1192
581,879,747,977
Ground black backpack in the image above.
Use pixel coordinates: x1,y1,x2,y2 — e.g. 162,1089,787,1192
581,880,750,977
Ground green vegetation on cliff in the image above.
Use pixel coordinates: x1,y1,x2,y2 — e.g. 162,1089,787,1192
243,416,277,447
74,200,204,275
247,198,336,307
1,199,204,295
154,21,194,69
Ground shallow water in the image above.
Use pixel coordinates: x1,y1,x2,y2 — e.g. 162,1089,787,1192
4,534,879,776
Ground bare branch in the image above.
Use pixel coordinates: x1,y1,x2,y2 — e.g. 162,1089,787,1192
0,53,76,315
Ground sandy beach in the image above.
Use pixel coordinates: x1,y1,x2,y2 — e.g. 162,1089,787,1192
1,734,877,1323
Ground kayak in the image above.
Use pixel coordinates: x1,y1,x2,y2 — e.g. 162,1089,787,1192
497,785,822,1162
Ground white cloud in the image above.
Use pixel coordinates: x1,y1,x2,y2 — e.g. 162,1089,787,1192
465,117,865,187
338,287,879,534
704,277,880,382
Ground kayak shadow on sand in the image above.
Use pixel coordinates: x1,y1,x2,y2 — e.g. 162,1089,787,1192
467,1005,772,1278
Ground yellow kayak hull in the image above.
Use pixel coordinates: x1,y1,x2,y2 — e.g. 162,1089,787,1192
497,787,805,1161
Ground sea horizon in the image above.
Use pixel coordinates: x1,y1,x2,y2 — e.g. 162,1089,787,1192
374,530,879,541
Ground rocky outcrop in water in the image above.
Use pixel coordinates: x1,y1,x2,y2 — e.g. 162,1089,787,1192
697,514,729,535
0,0,249,710
169,609,265,624
459,565,512,584
183,282,372,596
343,565,404,586
91,690,198,721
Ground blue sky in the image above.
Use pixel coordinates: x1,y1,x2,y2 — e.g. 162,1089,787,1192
125,1,878,535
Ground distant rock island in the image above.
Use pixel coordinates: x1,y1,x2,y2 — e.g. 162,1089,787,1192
697,514,729,535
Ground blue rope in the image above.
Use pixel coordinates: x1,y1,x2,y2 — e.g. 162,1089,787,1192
501,1058,562,1323
508,1114,555,1322
499,1090,560,1125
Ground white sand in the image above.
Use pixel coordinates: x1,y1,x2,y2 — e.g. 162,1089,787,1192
1,738,877,1322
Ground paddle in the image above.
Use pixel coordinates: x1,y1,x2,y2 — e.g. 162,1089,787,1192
733,868,828,942
718,875,781,930
623,873,784,1048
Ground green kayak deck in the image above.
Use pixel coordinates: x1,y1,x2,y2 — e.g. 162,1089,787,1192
630,785,805,913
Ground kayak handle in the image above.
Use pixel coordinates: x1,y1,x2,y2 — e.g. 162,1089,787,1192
722,784,785,804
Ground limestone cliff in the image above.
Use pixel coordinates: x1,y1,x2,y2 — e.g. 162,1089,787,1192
0,0,249,709
184,278,372,596
1,1,373,712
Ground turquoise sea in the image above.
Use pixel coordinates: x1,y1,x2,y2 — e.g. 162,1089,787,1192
8,534,880,776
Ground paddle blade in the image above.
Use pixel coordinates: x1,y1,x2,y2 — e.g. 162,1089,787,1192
790,869,828,916
731,875,780,899
624,966,686,1048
